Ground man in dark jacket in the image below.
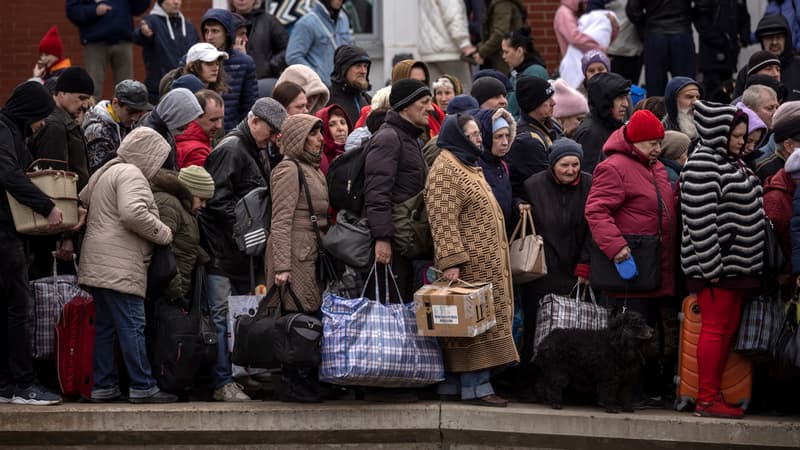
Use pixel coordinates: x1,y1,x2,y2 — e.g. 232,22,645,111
627,0,695,96
328,45,373,125
138,88,202,170
0,81,64,406
199,97,286,402
201,9,259,132
661,76,702,144
364,79,432,301
573,72,631,174
27,68,94,279
694,0,750,103
231,1,288,80
506,75,558,198
735,14,800,101
30,67,94,191
133,0,200,104
66,0,151,100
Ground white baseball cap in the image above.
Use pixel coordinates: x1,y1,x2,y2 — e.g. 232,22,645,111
186,43,229,64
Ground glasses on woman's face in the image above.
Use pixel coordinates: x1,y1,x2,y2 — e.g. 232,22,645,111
465,131,482,145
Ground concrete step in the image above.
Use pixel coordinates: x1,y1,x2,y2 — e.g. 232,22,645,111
0,401,798,449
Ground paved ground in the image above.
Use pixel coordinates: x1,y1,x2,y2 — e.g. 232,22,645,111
0,401,798,449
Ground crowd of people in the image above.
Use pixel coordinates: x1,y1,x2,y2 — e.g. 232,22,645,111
0,0,799,422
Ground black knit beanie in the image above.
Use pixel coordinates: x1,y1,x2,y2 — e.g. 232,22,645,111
390,79,431,112
470,77,507,106
747,51,782,76
516,75,555,114
54,67,95,95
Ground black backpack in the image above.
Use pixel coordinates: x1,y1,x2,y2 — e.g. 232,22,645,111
233,186,271,256
326,139,368,214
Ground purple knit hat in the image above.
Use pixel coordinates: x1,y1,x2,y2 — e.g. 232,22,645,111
581,50,611,75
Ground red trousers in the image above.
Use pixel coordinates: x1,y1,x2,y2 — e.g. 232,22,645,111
696,287,744,403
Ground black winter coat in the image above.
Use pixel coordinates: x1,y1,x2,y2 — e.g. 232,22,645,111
0,88,55,234
242,7,289,79
29,107,91,192
695,0,750,74
523,170,593,294
734,14,800,101
199,120,268,280
506,115,556,199
364,110,426,240
626,0,693,37
573,72,630,174
328,45,372,125
134,11,199,104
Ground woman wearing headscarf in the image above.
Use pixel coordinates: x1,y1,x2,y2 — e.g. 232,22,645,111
680,102,763,419
266,114,329,403
425,114,519,407
521,137,592,373
315,104,352,175
584,110,678,400
474,108,517,229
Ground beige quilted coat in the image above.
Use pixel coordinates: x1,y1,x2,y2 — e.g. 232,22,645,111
78,127,174,298
425,150,519,373
265,114,329,312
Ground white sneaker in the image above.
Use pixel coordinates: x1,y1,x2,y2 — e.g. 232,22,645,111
212,382,251,402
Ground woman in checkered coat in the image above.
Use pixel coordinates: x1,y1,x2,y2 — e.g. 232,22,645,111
425,114,519,407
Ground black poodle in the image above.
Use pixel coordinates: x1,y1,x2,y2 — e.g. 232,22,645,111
533,309,654,413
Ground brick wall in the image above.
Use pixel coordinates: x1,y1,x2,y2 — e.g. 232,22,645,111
0,0,562,104
0,0,213,104
524,0,562,71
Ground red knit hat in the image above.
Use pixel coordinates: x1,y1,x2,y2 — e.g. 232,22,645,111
625,110,665,143
38,26,63,59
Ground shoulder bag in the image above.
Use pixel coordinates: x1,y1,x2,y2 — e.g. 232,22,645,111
589,173,663,291
509,209,547,284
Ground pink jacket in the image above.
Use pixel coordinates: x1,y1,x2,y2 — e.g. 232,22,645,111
585,127,678,298
554,0,602,55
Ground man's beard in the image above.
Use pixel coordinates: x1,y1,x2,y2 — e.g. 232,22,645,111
350,78,369,90
677,110,698,140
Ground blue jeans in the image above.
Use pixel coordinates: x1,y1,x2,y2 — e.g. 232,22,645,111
91,288,158,399
643,32,696,96
437,370,494,400
206,274,250,389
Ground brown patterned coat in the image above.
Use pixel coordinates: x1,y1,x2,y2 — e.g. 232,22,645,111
265,114,329,313
425,150,519,372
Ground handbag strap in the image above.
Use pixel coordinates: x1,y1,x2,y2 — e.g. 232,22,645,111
359,262,403,304
190,265,205,322
288,159,323,244
255,284,280,317
651,171,663,237
525,209,538,236
281,283,307,313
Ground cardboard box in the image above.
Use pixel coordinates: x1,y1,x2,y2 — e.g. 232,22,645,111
413,282,496,337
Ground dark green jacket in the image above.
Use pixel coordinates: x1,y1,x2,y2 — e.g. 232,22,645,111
152,170,209,301
479,0,525,74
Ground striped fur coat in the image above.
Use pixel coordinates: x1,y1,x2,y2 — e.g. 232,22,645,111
679,101,764,281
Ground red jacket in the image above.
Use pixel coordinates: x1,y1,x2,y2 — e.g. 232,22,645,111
585,127,678,298
764,168,794,275
175,121,212,169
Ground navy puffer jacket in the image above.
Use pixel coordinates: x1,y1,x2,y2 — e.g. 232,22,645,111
201,9,259,132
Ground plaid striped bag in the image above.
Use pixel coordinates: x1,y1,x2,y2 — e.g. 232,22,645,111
29,256,89,360
319,264,444,387
533,284,608,354
734,293,783,361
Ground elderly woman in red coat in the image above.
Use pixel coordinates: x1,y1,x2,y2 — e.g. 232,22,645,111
764,151,800,295
584,109,678,400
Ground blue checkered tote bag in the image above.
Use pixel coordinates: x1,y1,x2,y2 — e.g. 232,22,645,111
533,283,608,355
319,264,444,387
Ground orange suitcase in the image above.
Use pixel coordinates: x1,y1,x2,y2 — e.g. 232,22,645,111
675,295,753,411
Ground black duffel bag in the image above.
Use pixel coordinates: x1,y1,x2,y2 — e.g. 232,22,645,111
232,283,322,369
152,266,217,394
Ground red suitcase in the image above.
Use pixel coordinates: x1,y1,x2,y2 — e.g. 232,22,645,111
55,295,95,399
